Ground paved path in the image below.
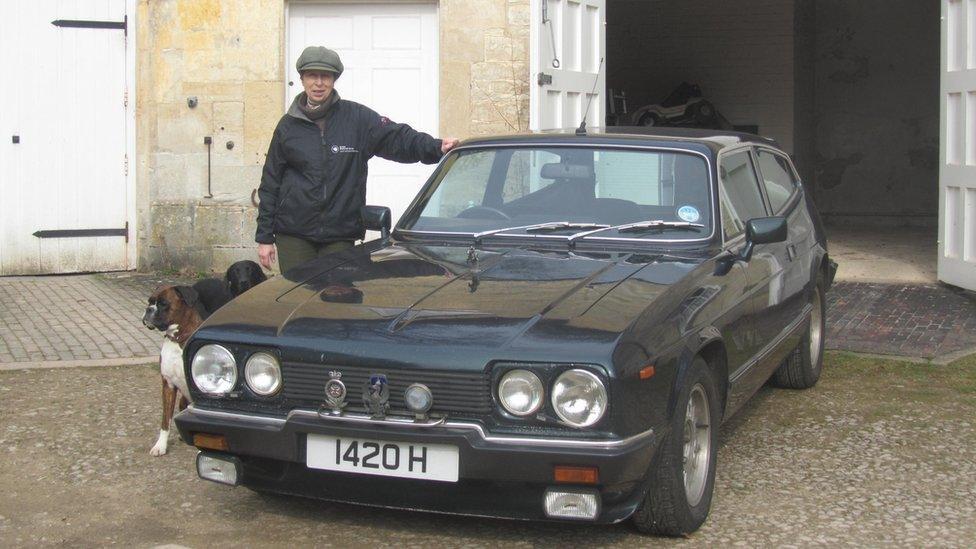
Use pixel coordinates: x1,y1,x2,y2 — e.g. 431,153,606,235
826,282,976,362
0,273,192,368
1,273,974,368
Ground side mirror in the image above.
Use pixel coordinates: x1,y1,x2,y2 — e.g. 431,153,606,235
739,216,787,262
362,205,392,242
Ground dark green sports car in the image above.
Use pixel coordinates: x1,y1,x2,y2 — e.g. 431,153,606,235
177,127,836,536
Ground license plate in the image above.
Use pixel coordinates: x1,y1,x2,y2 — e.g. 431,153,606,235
306,434,459,482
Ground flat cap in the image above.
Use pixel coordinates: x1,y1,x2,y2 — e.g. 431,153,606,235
296,46,344,77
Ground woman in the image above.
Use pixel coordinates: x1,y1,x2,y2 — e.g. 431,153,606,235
256,46,459,273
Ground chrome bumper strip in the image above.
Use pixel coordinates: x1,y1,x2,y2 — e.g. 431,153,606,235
183,405,654,450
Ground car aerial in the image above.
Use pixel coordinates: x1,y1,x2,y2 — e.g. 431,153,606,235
176,127,837,536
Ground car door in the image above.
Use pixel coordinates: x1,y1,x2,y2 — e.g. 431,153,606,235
753,147,813,353
716,148,780,411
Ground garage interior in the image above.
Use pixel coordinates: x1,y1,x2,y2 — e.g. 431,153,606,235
605,0,940,283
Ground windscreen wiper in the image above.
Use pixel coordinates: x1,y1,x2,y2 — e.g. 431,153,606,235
567,220,705,243
524,221,610,233
472,221,609,244
617,220,705,233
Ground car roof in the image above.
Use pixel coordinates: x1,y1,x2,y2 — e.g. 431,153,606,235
459,126,781,154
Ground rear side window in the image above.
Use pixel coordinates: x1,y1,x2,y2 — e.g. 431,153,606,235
756,150,797,213
718,151,767,240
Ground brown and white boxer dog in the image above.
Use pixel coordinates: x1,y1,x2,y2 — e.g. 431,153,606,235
141,285,206,456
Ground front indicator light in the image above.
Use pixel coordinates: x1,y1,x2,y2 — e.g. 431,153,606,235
193,433,229,451
554,465,599,485
196,452,239,486
544,488,600,520
552,369,607,428
498,369,544,416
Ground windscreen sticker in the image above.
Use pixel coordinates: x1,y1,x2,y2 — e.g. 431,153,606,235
677,205,701,223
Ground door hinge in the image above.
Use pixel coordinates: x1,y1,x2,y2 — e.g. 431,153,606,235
538,72,553,86
123,89,128,108
124,154,128,176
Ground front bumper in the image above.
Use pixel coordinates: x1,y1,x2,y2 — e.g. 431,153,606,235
175,406,659,524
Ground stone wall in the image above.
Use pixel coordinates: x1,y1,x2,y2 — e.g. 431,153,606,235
136,0,283,273
441,0,531,137
137,0,530,273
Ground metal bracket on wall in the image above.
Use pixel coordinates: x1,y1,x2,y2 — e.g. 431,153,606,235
33,222,129,243
204,136,213,198
52,15,127,36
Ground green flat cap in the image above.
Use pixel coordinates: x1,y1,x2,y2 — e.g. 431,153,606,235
296,46,344,77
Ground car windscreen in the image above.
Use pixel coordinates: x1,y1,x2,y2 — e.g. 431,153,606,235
398,146,712,240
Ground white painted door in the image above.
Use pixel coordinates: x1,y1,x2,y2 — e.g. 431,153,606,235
940,0,976,290
0,0,130,275
529,0,606,131
287,2,439,231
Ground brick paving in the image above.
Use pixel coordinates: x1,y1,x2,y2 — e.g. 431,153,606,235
1,274,974,366
825,282,976,360
0,273,193,365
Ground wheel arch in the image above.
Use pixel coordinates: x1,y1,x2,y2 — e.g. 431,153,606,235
668,332,729,423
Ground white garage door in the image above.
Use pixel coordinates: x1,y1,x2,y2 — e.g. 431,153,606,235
0,0,132,275
287,2,439,231
530,0,606,131
940,0,976,291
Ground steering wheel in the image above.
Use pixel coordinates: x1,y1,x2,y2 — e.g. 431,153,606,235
456,206,511,220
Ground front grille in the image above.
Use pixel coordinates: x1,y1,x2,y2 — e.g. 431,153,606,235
281,362,493,417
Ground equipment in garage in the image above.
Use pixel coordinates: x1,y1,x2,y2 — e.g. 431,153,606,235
629,82,732,130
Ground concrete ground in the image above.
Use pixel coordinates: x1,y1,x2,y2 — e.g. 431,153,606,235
1,227,974,547
0,353,973,547
826,224,938,284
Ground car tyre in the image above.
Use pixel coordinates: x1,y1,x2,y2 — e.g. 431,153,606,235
639,113,662,127
772,277,826,389
632,356,719,536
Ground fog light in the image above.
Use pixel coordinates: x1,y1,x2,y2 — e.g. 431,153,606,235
404,383,433,419
543,488,600,520
196,453,239,486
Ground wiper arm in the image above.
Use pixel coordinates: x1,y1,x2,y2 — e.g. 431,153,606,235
524,221,610,233
567,219,705,243
472,221,609,244
617,220,705,233
472,224,540,244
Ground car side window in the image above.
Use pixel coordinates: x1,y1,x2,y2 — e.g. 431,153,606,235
756,150,797,213
718,150,767,241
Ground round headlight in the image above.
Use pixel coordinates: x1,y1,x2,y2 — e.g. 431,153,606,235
245,352,281,396
191,344,237,395
498,369,544,416
404,383,433,414
551,369,607,428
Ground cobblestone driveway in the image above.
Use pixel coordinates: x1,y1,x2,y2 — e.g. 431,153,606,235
1,353,973,547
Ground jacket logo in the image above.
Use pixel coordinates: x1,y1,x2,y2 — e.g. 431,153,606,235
331,144,358,154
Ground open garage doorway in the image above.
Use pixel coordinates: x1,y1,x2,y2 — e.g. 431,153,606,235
602,1,941,284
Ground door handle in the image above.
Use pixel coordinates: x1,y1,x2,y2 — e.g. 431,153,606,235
787,244,798,261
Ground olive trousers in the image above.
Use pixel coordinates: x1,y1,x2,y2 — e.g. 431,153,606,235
274,235,353,274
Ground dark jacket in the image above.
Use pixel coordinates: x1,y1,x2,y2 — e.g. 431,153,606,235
256,94,442,244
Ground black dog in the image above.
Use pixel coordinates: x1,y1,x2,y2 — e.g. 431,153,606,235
225,260,268,296
190,278,234,318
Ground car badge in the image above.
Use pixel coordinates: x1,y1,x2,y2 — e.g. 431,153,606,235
323,370,347,415
363,374,390,419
